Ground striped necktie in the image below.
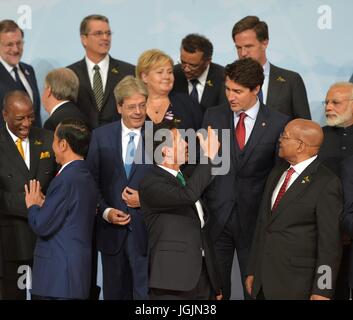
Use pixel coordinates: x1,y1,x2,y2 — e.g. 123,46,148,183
93,65,104,111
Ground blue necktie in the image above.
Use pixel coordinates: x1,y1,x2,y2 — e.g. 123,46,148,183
258,88,263,104
190,79,199,103
124,132,136,177
13,67,28,93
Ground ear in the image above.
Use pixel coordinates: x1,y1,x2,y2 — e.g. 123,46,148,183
140,72,148,84
261,39,269,51
253,85,260,96
80,34,87,48
117,103,123,115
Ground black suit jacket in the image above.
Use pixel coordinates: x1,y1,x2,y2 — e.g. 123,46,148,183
43,101,89,131
0,127,57,261
202,103,289,245
67,56,135,129
266,63,311,120
248,160,342,299
139,164,222,294
173,62,227,110
0,61,41,127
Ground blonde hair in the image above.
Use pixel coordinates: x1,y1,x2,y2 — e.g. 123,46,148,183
135,49,174,80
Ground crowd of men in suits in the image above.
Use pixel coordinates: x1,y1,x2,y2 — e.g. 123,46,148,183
0,13,352,300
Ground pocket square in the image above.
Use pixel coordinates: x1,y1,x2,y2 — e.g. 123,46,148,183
40,151,50,159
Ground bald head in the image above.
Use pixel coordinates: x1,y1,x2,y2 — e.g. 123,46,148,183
279,119,323,164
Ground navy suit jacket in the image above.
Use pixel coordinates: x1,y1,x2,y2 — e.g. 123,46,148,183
202,103,289,244
0,61,41,127
173,62,227,110
86,120,152,255
28,160,98,299
68,56,135,129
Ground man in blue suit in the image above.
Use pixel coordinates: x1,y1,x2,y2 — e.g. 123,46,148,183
86,75,152,299
0,20,41,127
202,58,289,299
25,119,98,299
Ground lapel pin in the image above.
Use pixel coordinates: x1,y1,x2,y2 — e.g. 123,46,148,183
262,122,266,127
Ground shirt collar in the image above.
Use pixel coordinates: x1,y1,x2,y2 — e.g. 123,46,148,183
85,54,109,72
6,123,29,143
0,56,19,74
192,64,210,87
49,100,69,116
157,165,180,177
263,60,270,76
235,98,260,120
121,119,142,138
291,155,317,176
58,159,83,175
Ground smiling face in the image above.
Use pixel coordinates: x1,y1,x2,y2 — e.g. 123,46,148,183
0,28,23,66
117,93,147,129
80,19,111,62
3,95,35,139
141,61,174,95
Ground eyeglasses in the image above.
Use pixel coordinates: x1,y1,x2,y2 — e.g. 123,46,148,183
85,31,112,38
179,60,202,70
0,40,24,49
123,103,146,112
279,133,303,144
322,99,353,107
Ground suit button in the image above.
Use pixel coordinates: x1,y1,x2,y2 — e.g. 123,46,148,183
342,146,347,151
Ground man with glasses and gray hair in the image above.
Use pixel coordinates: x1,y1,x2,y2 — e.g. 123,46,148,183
68,14,135,129
318,81,353,300
0,19,41,127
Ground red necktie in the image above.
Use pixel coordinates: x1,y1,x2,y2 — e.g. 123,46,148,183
272,167,295,211
235,112,247,150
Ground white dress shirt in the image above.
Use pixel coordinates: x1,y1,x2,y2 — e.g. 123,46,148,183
158,165,205,228
271,155,318,209
85,54,109,91
0,56,34,102
262,60,270,104
103,120,142,222
233,99,260,145
6,124,30,169
187,64,210,104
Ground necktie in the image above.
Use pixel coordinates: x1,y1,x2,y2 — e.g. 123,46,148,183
258,88,263,104
93,65,104,111
189,79,199,103
235,112,247,150
124,132,136,177
176,172,186,187
272,167,296,211
16,138,25,160
13,67,27,93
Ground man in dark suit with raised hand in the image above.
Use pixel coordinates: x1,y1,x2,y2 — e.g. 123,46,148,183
139,120,222,300
86,76,151,299
202,58,289,299
232,16,311,120
25,119,98,300
246,119,342,300
0,20,41,127
173,33,227,110
0,90,56,299
68,14,135,129
42,68,88,131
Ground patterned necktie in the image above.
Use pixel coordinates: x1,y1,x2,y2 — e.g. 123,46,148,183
176,172,186,187
258,88,263,104
16,138,25,160
13,67,27,93
189,79,199,103
124,132,136,177
272,167,296,211
235,112,247,150
93,65,104,111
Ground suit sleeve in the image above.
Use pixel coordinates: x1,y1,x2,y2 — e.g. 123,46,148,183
28,178,69,237
342,157,353,236
312,178,343,298
140,164,212,212
291,73,311,120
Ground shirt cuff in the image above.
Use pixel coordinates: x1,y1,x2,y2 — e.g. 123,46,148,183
103,208,112,222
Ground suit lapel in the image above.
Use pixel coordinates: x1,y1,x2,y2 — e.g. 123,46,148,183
200,65,215,106
78,59,97,110
0,62,17,85
19,63,34,94
29,130,43,178
266,64,283,108
269,159,320,224
0,128,29,177
109,121,127,182
101,57,121,108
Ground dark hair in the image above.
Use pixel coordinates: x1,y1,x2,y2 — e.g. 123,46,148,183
231,16,268,42
225,58,264,90
0,19,24,37
80,14,109,35
181,33,213,60
3,90,32,112
56,119,91,158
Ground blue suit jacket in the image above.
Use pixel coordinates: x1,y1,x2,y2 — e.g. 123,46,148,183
0,61,41,127
28,160,98,299
86,120,152,255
